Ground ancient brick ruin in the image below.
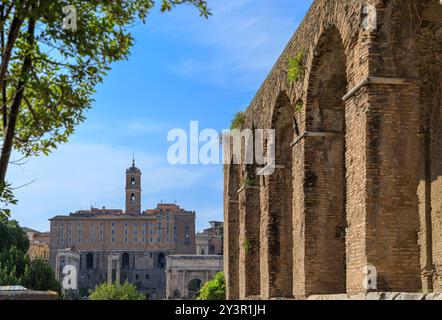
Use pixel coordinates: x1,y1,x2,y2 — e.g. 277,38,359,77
223,0,442,299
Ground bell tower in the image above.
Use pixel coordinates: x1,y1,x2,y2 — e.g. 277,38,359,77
125,157,141,214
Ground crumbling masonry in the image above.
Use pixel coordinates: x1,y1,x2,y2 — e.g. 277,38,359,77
223,0,442,299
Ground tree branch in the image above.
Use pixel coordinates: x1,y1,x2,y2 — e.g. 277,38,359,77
0,5,35,183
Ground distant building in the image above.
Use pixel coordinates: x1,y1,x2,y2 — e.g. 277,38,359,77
49,159,196,299
23,227,50,262
196,221,223,255
165,255,223,300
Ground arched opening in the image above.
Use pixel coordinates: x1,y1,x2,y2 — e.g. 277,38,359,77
157,253,166,269
173,289,181,299
122,252,130,269
187,278,202,299
304,26,348,294
261,91,294,298
86,252,94,270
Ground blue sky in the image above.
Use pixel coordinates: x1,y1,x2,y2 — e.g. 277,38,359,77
8,0,312,232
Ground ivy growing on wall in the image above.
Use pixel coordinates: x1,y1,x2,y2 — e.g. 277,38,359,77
294,101,303,113
241,238,253,254
243,176,255,187
287,49,305,84
230,112,246,130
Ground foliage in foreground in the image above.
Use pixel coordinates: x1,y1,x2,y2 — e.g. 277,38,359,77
197,271,226,300
89,281,145,300
0,218,59,293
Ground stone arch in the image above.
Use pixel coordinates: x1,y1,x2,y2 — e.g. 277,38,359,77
173,289,181,299
122,252,129,269
260,91,294,298
303,25,348,295
187,278,202,299
86,252,94,270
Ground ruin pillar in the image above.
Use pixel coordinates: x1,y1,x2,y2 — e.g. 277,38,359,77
362,82,422,292
224,164,240,299
238,185,260,299
260,165,293,299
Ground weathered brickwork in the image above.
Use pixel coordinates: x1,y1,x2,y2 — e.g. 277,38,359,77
224,0,442,299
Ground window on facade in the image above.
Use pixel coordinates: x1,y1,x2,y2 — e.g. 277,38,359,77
158,237,161,242
131,176,135,187
134,230,138,235
125,238,128,243
145,274,149,280
125,230,128,235
112,237,115,243
86,253,94,270
135,274,139,280
131,193,135,202
122,253,129,269
135,238,138,243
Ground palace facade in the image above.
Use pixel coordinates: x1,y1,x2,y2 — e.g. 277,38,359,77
49,160,196,298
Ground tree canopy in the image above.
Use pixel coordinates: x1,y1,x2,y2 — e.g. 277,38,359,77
0,218,59,292
89,281,145,300
0,0,210,218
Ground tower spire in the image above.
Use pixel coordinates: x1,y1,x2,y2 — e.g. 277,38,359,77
132,150,135,167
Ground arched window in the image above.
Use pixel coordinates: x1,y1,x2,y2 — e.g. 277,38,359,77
122,252,130,269
86,252,94,270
